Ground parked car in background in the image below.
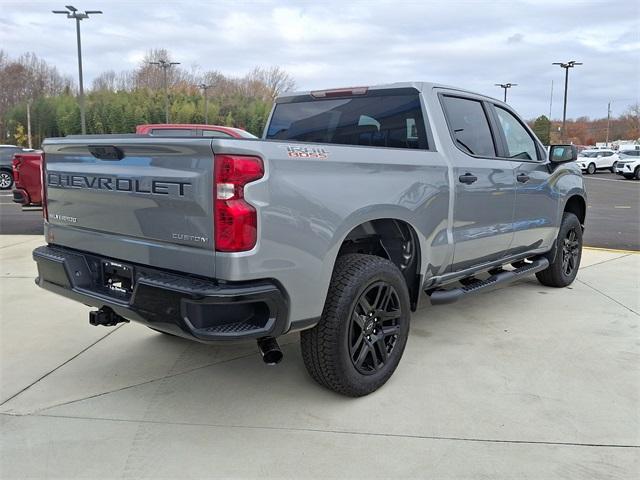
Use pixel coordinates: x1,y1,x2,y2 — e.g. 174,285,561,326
615,148,640,180
1,144,25,189
12,151,43,206
576,148,619,174
135,124,257,139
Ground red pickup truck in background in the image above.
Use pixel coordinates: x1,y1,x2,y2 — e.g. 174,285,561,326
135,124,257,138
11,124,256,208
12,151,43,206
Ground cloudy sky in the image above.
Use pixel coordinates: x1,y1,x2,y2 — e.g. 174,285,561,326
2,0,638,119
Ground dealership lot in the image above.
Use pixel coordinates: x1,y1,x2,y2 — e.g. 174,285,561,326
0,169,638,479
0,234,638,478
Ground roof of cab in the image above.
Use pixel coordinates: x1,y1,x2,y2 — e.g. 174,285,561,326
276,81,502,104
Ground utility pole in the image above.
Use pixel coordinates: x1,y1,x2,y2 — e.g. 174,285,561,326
605,101,611,148
26,100,32,149
149,59,180,123
199,84,210,124
552,60,582,141
494,83,517,103
52,6,102,134
548,80,554,144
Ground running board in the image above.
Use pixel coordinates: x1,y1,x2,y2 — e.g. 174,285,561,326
429,257,549,306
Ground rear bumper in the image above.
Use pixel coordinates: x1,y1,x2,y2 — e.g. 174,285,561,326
33,245,289,342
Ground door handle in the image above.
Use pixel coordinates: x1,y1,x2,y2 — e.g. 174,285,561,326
517,173,530,183
458,173,478,184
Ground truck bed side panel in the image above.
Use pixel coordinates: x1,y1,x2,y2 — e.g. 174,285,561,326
210,139,451,325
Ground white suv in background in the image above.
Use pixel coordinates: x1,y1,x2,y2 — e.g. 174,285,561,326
615,148,640,180
576,149,619,174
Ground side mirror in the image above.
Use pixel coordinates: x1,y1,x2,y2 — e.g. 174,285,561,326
549,144,578,164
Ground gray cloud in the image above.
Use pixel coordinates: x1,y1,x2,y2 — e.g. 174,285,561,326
1,0,638,119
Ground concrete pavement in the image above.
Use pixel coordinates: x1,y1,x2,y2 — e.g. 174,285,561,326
1,236,638,479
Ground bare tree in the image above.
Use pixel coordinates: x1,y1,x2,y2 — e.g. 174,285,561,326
245,66,296,100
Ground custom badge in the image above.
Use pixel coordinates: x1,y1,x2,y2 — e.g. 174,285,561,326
284,145,329,159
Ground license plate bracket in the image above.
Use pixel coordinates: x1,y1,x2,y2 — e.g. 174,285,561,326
102,261,135,296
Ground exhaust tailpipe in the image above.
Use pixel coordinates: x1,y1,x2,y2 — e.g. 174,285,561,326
257,337,283,365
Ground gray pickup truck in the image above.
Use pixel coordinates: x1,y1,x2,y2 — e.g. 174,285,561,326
34,82,586,396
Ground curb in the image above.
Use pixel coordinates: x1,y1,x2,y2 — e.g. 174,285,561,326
583,246,639,254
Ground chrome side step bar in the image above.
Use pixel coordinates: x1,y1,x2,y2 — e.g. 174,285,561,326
429,257,549,306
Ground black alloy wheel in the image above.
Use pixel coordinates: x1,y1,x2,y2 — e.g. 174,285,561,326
561,227,580,277
348,281,402,375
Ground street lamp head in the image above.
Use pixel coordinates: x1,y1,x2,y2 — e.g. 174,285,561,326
553,61,583,69
53,5,102,19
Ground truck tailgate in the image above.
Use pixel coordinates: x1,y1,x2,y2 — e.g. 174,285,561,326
43,137,216,277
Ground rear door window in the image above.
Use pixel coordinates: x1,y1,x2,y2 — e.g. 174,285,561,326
266,93,428,149
149,129,197,136
441,96,496,157
201,130,233,138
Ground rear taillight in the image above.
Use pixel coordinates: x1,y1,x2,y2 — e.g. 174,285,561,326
41,153,48,221
214,154,264,252
12,156,21,182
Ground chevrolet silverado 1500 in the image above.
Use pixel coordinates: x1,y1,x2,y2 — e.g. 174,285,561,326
33,82,586,396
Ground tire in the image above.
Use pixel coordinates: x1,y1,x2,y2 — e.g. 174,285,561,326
0,170,13,190
635,166,640,180
536,212,582,288
586,163,596,175
300,254,411,397
610,162,617,173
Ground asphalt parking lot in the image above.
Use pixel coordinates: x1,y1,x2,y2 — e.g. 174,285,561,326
0,236,638,478
1,171,638,250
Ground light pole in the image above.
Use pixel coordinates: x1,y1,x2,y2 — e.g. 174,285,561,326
552,60,582,141
605,101,612,148
149,59,180,123
199,84,210,124
494,83,517,103
53,5,102,134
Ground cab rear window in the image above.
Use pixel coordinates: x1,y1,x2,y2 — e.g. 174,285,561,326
266,94,428,149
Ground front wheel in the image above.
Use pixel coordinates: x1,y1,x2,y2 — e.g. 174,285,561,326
536,212,583,288
635,166,640,180
0,170,13,190
300,254,411,397
586,163,596,175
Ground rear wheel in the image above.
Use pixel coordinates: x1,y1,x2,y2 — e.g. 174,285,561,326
0,170,13,190
586,163,596,175
536,212,582,288
301,254,411,397
610,162,618,173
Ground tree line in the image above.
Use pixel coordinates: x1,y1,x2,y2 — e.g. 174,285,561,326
529,108,639,146
1,49,295,147
1,48,638,148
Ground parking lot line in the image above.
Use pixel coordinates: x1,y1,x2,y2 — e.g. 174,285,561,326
585,177,638,183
